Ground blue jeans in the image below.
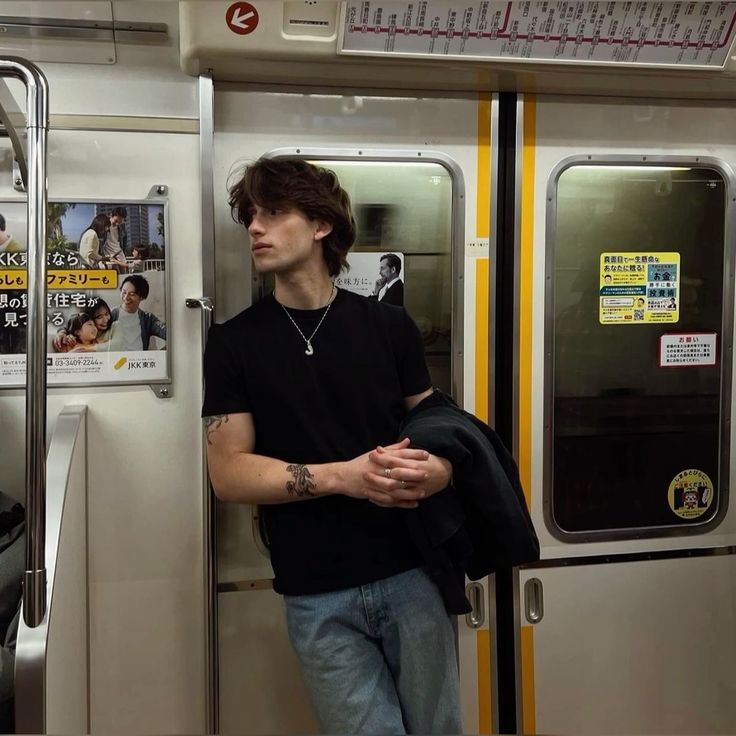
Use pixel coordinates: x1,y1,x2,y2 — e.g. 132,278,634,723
284,567,462,735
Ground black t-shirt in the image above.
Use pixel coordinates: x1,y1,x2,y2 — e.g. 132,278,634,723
202,288,431,595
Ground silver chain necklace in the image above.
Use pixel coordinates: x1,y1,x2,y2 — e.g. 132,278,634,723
279,285,336,356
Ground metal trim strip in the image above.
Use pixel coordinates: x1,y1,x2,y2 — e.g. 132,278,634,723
48,115,199,134
521,544,736,570
486,93,499,427
218,579,275,593
196,71,218,735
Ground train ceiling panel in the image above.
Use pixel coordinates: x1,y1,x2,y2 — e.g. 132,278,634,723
180,1,736,100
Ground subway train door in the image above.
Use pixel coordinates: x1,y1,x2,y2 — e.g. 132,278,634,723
515,95,736,734
210,85,497,733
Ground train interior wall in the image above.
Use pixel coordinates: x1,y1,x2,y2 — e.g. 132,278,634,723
0,3,206,733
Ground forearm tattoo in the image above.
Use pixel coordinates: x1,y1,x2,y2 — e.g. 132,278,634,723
286,464,316,497
204,414,229,445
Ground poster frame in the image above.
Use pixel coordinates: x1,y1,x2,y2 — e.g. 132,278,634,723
0,194,172,392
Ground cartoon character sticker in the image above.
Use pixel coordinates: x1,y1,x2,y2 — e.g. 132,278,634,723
668,469,714,520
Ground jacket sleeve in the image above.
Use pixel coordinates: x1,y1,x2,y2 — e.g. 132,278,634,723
79,231,102,267
141,310,166,347
149,312,166,341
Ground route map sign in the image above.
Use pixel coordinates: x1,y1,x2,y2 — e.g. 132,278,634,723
339,2,736,69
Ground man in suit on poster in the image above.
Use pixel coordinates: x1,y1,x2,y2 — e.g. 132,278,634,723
370,252,404,306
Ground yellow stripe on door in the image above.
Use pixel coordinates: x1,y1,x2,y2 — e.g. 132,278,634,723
476,628,492,733
521,625,536,735
474,92,494,730
475,258,489,423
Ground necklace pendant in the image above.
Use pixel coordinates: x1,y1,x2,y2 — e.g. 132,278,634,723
305,341,314,356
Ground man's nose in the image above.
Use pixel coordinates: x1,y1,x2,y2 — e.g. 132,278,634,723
248,217,264,236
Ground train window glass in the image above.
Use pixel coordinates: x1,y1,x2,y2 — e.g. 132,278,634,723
549,163,731,538
311,160,454,392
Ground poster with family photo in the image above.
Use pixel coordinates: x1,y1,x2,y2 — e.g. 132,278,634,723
336,251,405,306
0,199,169,387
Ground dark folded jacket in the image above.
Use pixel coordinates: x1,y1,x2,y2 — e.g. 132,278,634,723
399,390,539,614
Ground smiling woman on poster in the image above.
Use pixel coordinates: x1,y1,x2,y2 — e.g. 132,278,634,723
52,297,114,352
108,275,166,351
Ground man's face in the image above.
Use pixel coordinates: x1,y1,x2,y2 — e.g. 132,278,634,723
110,215,123,226
247,204,330,274
120,282,143,313
379,259,395,282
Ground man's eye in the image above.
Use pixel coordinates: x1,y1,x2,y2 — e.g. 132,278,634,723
268,209,281,216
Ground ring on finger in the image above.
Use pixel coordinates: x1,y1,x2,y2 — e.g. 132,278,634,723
400,480,407,489
384,467,392,479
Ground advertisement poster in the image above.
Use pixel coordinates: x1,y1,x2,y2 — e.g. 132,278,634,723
0,200,168,387
599,252,680,325
336,251,405,306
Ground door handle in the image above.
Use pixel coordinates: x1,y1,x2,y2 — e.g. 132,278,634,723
524,577,544,624
464,581,485,628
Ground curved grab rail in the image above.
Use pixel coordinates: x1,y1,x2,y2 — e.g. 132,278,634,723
15,405,88,735
0,57,50,628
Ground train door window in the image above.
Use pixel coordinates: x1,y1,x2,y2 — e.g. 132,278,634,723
546,161,734,539
260,156,458,394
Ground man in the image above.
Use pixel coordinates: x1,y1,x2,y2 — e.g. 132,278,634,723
108,274,166,350
370,252,404,305
101,207,129,272
202,157,461,734
0,215,21,254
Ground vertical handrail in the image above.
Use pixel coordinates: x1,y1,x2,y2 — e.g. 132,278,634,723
194,66,218,735
0,57,50,628
187,297,217,733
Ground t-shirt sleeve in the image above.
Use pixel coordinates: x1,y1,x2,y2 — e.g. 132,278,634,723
201,323,252,417
394,307,432,397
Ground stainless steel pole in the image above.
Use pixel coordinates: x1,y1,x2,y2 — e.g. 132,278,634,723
0,57,50,628
194,69,218,734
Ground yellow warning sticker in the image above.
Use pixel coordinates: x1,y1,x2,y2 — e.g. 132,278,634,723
668,468,714,520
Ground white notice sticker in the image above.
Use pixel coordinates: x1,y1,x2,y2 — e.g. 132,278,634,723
659,333,717,368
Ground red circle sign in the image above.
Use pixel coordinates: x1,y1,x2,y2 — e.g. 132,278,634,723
226,2,259,35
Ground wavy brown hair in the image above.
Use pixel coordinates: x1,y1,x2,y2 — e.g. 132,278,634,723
228,157,356,277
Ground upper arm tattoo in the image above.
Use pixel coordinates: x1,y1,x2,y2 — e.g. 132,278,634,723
286,464,316,497
204,414,229,445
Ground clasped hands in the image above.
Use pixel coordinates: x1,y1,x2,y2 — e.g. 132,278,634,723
357,438,452,510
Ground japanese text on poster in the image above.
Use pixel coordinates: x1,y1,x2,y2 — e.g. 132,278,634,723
599,252,680,325
340,2,736,68
0,200,168,387
659,333,717,367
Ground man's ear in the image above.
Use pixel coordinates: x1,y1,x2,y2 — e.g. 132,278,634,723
313,219,333,241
